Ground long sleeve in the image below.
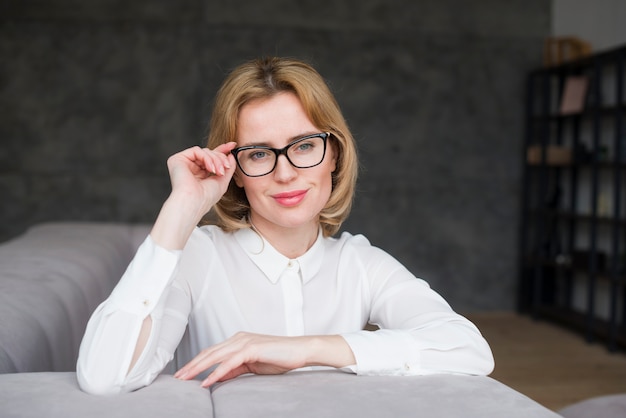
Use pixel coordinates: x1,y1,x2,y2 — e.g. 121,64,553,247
341,318,494,376
338,236,494,377
76,236,190,395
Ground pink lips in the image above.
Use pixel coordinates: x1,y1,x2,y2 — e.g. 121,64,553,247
272,190,308,207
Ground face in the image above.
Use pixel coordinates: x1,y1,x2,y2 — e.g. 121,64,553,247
234,92,337,234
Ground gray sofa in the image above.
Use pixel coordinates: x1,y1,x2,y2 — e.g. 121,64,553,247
0,222,561,417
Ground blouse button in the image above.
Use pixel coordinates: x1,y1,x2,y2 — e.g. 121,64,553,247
142,299,150,307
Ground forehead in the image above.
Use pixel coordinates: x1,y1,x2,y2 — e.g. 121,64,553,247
237,92,318,147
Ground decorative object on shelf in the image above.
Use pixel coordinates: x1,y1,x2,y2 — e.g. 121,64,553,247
526,145,572,166
559,75,589,115
543,36,592,67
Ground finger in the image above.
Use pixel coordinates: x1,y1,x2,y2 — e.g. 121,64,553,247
174,349,217,380
214,141,238,154
214,143,238,170
200,149,234,176
201,358,249,388
175,338,240,380
175,332,256,381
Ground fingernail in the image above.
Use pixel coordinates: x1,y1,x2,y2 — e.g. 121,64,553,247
175,370,187,379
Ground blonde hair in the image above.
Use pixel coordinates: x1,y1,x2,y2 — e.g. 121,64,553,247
206,57,358,237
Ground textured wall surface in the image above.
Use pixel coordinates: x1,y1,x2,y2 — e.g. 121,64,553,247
0,0,550,310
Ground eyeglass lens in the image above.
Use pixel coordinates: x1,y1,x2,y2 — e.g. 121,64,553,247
235,133,327,177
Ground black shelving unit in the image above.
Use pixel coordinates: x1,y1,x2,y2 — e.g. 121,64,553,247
519,45,626,351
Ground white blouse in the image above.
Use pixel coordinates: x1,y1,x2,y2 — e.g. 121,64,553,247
76,225,494,395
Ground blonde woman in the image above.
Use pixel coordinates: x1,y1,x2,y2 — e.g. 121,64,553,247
77,57,494,395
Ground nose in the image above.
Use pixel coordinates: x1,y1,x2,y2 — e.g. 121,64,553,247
272,154,297,182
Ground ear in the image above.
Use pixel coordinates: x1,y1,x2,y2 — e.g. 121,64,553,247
233,171,244,188
329,140,338,173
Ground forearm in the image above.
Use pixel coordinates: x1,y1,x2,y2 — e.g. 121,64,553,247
150,192,208,251
77,237,185,394
77,309,148,394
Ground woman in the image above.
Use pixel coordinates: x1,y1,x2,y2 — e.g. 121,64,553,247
76,56,494,395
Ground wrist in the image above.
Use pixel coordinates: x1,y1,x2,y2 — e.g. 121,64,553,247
150,194,206,250
304,335,356,369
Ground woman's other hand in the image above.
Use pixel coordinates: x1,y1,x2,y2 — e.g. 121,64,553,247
174,332,356,388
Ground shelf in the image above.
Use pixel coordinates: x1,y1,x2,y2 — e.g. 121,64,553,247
525,160,626,169
528,209,626,225
531,103,626,122
519,44,626,352
523,257,626,285
529,44,626,75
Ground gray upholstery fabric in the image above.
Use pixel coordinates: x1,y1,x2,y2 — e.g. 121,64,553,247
0,372,213,418
0,371,560,418
559,394,626,418
0,222,150,373
210,370,561,418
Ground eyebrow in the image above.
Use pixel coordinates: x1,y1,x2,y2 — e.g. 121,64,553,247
238,131,320,148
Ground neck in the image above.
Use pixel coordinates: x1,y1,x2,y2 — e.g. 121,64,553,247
249,215,319,259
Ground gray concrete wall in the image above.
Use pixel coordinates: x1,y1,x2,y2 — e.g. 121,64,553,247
553,0,626,52
0,0,550,311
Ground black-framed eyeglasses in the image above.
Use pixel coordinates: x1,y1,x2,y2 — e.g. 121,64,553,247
232,132,330,177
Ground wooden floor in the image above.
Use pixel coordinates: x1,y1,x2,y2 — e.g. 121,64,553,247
467,312,626,412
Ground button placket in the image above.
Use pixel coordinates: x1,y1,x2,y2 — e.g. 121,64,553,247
281,260,304,336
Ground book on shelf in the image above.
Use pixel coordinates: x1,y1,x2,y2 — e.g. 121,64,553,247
559,75,589,115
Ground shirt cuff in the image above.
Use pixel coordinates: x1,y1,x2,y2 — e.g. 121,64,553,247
103,235,181,317
341,329,422,376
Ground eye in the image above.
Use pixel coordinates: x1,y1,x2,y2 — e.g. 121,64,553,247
247,149,272,162
293,141,315,153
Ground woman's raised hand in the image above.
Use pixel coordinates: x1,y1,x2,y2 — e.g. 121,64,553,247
166,142,238,214
150,142,238,250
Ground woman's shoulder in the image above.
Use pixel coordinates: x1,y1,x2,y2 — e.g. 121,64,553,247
328,231,391,260
182,224,235,252
332,230,411,266
331,230,370,246
195,223,229,238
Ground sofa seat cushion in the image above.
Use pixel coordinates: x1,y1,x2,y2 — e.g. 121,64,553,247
0,372,213,418
559,394,626,418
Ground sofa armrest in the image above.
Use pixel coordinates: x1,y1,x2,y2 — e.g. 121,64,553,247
0,372,213,418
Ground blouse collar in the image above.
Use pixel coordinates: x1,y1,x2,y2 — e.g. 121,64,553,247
234,227,325,285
